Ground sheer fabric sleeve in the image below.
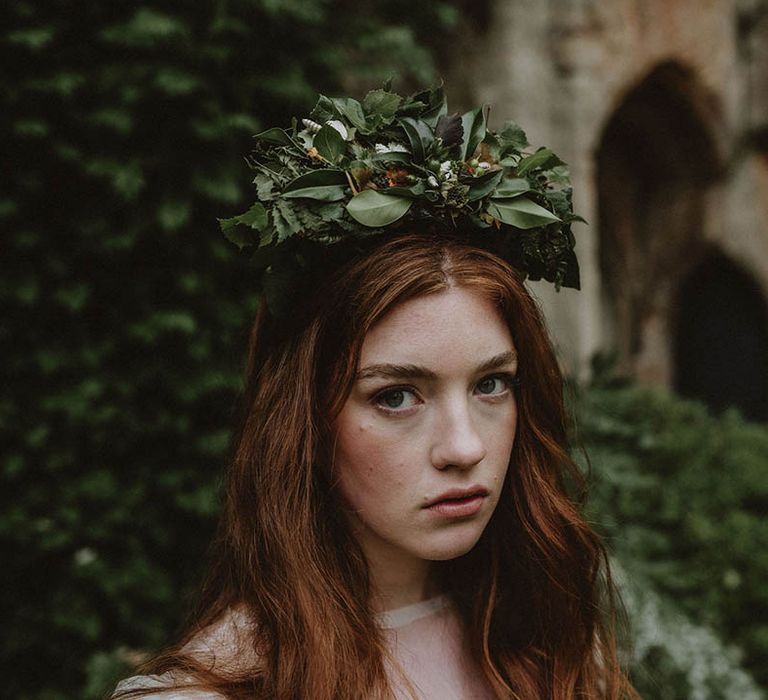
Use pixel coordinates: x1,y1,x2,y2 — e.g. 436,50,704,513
112,672,225,699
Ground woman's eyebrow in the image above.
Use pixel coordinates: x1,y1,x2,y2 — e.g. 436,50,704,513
357,350,517,382
475,350,518,374
356,363,438,381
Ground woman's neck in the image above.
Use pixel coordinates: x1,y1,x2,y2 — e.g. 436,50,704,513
366,547,438,613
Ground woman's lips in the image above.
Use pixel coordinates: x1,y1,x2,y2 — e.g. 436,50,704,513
425,487,488,517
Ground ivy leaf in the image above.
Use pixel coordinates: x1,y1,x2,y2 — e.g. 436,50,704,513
459,107,487,161
487,196,561,229
313,124,346,164
516,148,563,177
217,202,268,249
497,121,529,150
218,216,257,250
237,202,268,229
329,97,367,131
346,190,412,226
363,89,402,121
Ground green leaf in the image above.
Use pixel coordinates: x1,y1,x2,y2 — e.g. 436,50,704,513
282,186,346,201
313,124,345,164
363,89,402,120
487,197,561,229
282,169,348,200
310,95,335,122
329,97,367,131
385,181,426,199
253,128,294,146
398,117,433,163
371,152,411,164
272,200,301,241
418,86,448,127
497,120,529,150
516,148,563,176
237,202,268,229
254,173,276,201
218,202,268,249
459,107,487,161
218,216,256,250
284,169,348,190
346,190,412,227
467,170,503,201
491,178,531,198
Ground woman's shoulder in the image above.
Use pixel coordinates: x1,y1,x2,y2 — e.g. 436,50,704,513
113,672,225,699
112,606,257,699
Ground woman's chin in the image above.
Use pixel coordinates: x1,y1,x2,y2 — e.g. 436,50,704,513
420,529,484,562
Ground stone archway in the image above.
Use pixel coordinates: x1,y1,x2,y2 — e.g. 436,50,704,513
596,61,722,382
674,252,768,421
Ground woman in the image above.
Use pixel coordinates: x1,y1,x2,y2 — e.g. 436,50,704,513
113,85,637,699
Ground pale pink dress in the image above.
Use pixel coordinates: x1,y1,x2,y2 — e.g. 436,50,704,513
113,596,496,699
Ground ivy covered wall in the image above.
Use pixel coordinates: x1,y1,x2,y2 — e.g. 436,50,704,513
1,3,461,697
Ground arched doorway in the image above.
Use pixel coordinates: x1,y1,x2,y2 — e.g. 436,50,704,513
596,61,722,382
674,252,768,421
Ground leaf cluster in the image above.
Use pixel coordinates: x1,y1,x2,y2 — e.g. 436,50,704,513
571,382,768,691
0,1,464,698
220,83,583,313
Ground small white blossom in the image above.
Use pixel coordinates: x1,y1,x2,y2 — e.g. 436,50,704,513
301,118,322,134
439,160,452,173
326,120,349,140
478,161,491,169
427,175,439,187
374,142,410,154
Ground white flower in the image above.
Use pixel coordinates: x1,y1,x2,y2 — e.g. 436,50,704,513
374,141,410,154
438,160,457,182
427,175,439,187
478,161,491,169
301,118,322,134
326,120,349,140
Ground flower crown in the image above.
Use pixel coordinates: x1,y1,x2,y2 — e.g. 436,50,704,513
220,82,583,316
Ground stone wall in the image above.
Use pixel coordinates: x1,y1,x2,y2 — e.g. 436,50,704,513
453,0,768,407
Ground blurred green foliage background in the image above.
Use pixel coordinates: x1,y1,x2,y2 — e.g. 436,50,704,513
2,2,766,699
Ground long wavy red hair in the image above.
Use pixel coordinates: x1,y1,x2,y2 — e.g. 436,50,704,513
114,232,637,699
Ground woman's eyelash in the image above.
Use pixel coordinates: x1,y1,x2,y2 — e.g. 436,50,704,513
475,372,520,395
371,373,519,409
371,386,420,411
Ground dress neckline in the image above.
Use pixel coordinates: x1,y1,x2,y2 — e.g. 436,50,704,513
376,594,451,630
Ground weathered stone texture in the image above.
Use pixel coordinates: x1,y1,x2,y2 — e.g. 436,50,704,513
461,0,768,389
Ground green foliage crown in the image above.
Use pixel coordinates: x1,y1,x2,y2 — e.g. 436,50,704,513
220,82,584,314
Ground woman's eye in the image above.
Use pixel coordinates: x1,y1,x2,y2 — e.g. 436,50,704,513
476,375,514,396
374,388,418,411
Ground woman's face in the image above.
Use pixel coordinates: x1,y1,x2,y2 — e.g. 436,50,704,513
333,286,517,570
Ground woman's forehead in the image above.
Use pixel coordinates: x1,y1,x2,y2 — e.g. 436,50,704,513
358,287,516,370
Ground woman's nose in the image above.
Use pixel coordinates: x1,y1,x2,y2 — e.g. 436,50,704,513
430,401,486,470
